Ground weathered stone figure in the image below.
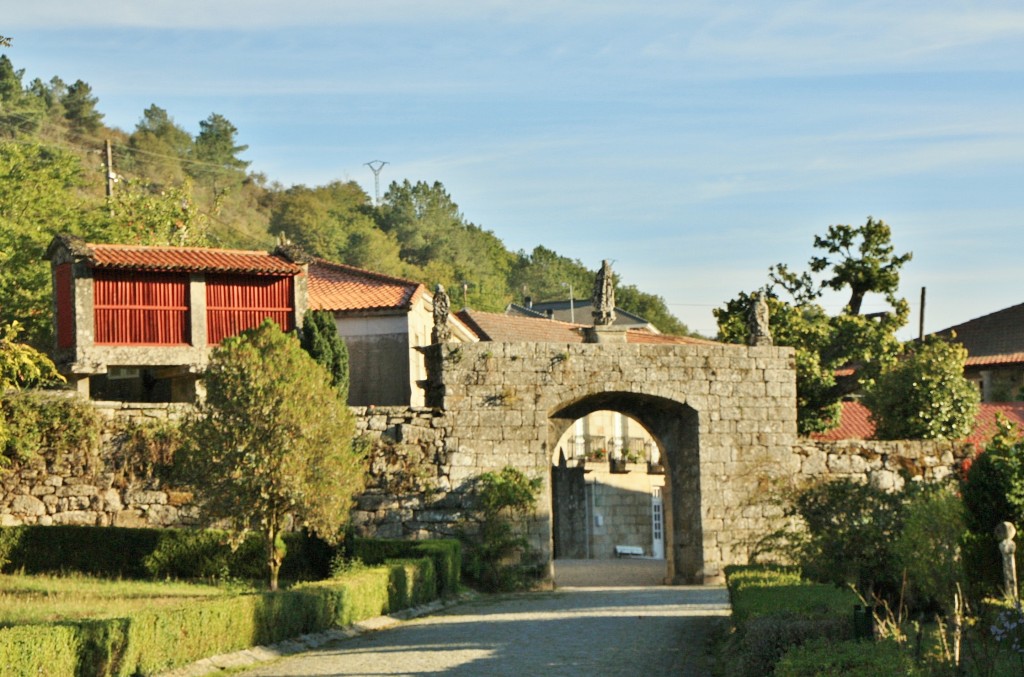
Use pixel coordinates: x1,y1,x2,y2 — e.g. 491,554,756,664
747,292,773,347
592,259,616,326
432,284,452,344
997,521,1018,601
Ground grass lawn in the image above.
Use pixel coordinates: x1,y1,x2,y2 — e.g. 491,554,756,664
0,573,234,626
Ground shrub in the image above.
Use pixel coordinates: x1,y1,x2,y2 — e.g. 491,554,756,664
0,526,162,578
0,390,101,470
893,482,965,610
774,637,916,676
460,466,542,592
350,537,461,596
740,615,854,677
790,478,904,598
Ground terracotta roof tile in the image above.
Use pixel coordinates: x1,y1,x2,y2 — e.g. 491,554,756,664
813,400,1024,446
84,242,301,275
965,352,1024,367
307,260,423,313
456,309,723,346
457,309,585,343
625,330,721,346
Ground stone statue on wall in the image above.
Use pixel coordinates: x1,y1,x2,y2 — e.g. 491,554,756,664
592,260,616,326
432,284,452,344
747,292,773,346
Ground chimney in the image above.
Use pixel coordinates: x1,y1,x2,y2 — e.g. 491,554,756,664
524,296,532,308
546,309,554,320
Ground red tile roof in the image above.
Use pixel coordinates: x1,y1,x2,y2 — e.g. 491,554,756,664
625,329,721,346
82,242,301,275
456,309,723,346
814,400,1024,447
457,309,586,343
307,260,424,313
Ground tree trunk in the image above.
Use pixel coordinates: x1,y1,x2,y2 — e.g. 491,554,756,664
267,526,283,591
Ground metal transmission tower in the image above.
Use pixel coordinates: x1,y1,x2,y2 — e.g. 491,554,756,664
364,160,389,206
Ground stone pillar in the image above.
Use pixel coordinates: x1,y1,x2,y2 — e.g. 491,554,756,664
997,521,1018,601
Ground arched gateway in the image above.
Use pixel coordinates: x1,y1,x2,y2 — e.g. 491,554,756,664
422,339,797,584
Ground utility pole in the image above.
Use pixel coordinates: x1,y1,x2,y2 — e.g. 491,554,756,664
364,160,388,206
104,139,115,198
919,286,926,342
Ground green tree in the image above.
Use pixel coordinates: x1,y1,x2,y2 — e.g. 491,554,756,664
863,336,979,440
0,141,89,348
101,178,210,246
189,112,249,190
0,55,44,136
179,320,364,590
301,310,350,402
270,181,408,273
508,245,592,306
0,321,63,391
715,218,911,434
377,180,513,310
61,79,104,139
126,104,194,187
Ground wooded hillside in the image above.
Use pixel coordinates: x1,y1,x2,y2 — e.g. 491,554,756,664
0,54,695,349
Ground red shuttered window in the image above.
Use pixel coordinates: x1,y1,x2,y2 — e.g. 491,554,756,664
55,263,75,349
94,270,190,345
206,274,294,344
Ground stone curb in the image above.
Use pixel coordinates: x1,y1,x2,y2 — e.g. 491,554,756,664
156,592,477,677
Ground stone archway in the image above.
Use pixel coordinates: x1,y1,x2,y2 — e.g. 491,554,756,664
423,340,798,584
549,392,700,583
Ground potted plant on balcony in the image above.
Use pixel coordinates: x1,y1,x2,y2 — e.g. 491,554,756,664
609,454,628,474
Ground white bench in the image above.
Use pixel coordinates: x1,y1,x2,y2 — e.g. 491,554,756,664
614,545,644,558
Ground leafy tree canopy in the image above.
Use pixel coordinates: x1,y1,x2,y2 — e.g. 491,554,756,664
863,336,979,440
301,310,350,402
715,218,911,434
179,320,364,590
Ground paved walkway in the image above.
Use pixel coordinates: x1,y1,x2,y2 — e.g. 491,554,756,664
236,582,729,676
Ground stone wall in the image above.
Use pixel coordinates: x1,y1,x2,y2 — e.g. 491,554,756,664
792,438,974,490
0,401,195,528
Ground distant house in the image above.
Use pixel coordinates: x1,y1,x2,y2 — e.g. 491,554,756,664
47,234,308,402
507,298,660,333
935,303,1024,402
307,260,475,407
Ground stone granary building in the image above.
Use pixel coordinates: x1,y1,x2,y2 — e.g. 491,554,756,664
46,235,472,406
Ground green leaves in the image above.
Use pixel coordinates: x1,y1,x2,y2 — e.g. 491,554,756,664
863,336,979,440
180,320,364,589
715,218,912,434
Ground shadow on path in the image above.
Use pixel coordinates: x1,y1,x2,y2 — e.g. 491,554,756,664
238,586,730,677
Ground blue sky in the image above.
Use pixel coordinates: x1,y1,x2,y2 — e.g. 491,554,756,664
5,2,1024,337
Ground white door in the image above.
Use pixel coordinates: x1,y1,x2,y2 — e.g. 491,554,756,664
651,488,665,559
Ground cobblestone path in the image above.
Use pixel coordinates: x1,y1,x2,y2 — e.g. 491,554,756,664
237,584,729,677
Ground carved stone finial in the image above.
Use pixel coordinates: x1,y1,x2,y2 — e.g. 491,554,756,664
592,260,616,326
432,284,452,344
997,521,1019,601
747,292,773,346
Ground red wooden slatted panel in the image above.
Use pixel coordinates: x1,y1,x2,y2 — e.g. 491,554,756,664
94,270,189,345
206,274,294,344
55,263,75,349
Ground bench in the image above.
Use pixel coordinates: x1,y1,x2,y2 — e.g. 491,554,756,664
614,545,644,558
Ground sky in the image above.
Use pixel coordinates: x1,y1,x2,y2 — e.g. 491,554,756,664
5,2,1024,338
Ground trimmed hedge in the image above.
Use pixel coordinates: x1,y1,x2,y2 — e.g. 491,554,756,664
724,565,859,677
350,537,461,596
0,526,332,582
0,558,438,677
774,637,916,676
